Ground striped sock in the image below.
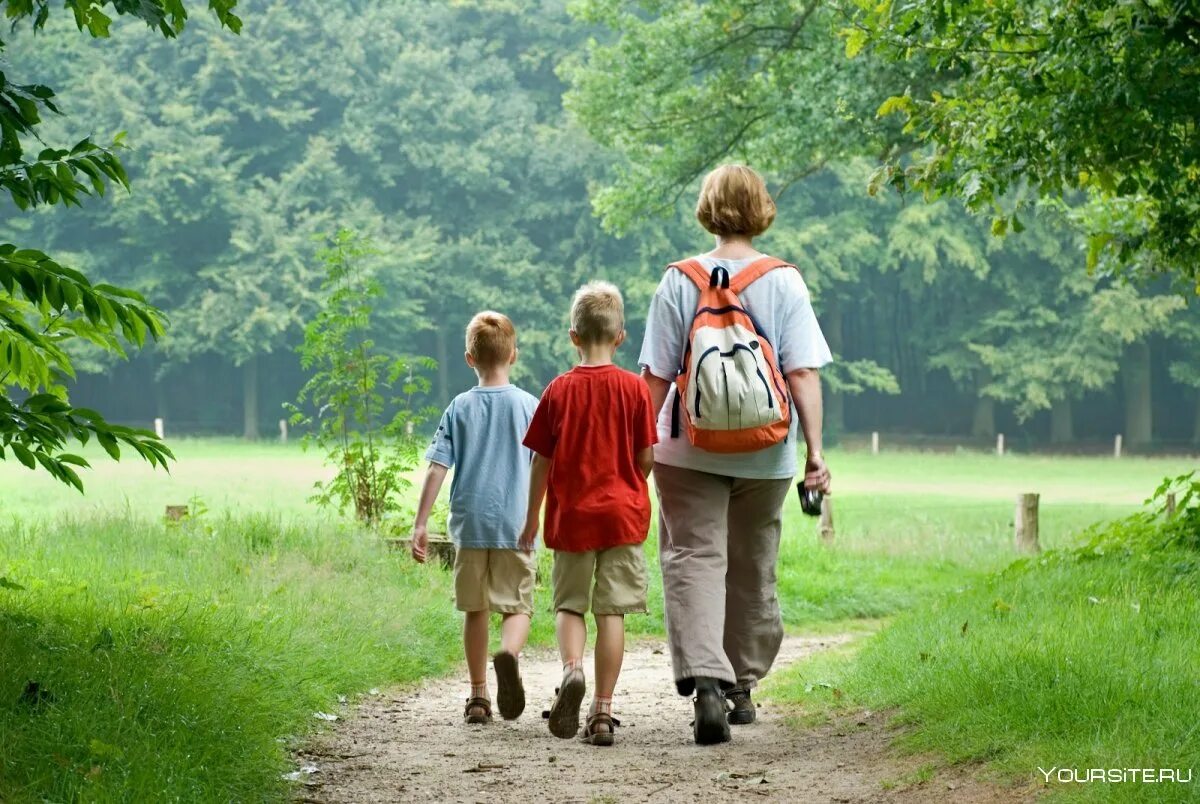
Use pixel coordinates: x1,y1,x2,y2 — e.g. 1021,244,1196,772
470,682,489,701
591,696,613,716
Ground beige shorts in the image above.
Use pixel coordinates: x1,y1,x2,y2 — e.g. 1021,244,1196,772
552,543,648,616
453,548,536,616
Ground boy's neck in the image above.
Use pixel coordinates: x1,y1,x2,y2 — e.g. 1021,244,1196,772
475,367,511,387
576,342,618,367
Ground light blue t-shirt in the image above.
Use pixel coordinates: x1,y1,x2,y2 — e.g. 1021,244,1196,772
424,384,539,549
638,254,832,480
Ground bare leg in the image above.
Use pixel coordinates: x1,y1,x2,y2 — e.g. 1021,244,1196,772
499,612,531,656
464,610,490,696
556,610,587,670
592,614,624,701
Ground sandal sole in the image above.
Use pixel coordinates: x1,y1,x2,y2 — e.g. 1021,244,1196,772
548,674,586,739
493,651,525,720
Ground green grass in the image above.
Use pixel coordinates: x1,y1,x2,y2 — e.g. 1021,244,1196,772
764,509,1200,802
0,513,461,801
1,441,1195,800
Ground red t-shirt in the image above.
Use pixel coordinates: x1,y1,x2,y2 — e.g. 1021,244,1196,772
523,365,658,552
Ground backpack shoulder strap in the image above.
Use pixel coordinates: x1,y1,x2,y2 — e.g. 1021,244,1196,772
730,256,794,295
668,259,711,291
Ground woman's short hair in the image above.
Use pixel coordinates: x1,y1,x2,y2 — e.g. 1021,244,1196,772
465,311,516,369
570,281,624,345
695,164,777,238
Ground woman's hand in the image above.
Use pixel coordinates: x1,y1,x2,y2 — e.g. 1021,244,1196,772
804,452,831,495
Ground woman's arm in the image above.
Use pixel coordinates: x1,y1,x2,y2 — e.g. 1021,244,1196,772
786,368,831,493
642,369,672,418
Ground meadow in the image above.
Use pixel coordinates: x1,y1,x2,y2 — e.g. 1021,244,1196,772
1,441,1195,800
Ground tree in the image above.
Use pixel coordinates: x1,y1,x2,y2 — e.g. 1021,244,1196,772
0,1,242,486
846,0,1200,290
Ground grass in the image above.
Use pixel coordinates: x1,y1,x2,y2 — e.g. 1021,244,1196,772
764,498,1200,803
1,441,1195,800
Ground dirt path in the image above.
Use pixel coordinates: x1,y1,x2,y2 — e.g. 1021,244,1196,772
294,636,1033,803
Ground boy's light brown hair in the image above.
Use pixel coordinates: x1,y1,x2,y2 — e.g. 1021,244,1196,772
695,164,777,238
570,281,624,345
465,311,516,369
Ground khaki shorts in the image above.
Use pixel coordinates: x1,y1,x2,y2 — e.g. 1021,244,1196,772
552,543,648,616
454,548,536,616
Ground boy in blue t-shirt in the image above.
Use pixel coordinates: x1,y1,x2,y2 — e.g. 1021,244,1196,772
411,311,539,725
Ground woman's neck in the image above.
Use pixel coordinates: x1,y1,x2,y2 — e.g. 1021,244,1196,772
707,235,759,260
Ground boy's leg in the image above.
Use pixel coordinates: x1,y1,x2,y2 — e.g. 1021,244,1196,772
588,543,648,740
453,548,492,721
487,549,536,719
547,550,594,738
654,464,736,694
723,477,791,690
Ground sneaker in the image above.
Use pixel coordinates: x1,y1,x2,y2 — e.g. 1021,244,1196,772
727,686,756,725
693,677,731,745
463,696,492,725
548,667,586,739
493,650,525,720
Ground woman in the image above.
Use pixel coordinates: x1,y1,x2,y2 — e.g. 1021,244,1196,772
639,164,832,745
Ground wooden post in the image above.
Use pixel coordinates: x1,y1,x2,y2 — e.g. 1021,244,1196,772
819,496,835,544
996,433,1005,456
871,431,879,455
279,419,288,443
154,417,165,439
1014,493,1040,553
1166,493,1177,519
1114,434,1123,458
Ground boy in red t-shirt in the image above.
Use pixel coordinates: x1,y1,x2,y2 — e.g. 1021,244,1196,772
519,281,657,747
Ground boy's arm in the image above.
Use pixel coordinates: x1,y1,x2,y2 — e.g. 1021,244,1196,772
518,453,551,552
636,446,654,478
411,462,449,563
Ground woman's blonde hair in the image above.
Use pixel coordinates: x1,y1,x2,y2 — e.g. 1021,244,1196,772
695,164,777,238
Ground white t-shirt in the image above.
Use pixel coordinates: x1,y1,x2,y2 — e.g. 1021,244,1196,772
638,254,832,480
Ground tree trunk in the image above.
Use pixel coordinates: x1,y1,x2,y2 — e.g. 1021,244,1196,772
1122,341,1152,448
1050,399,1073,444
435,325,450,403
242,356,259,440
1193,390,1200,446
971,371,995,438
823,300,845,434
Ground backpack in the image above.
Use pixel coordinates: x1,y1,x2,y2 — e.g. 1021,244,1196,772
668,256,793,453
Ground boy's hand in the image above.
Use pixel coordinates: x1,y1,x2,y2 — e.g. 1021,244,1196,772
518,523,537,553
411,524,429,563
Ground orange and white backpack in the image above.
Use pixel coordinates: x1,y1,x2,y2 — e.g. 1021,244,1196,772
668,256,794,453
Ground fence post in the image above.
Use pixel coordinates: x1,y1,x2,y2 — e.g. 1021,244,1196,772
1114,434,1123,458
1166,492,1177,519
154,417,165,439
819,496,835,544
279,419,288,443
996,433,1005,456
1014,493,1040,553
871,431,879,455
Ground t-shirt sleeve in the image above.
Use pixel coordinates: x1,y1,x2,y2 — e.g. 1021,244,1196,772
522,384,557,458
424,404,455,468
777,272,833,374
633,381,659,451
638,272,687,381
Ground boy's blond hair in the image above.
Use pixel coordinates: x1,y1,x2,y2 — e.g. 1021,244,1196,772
695,164,777,238
465,311,516,369
570,281,624,345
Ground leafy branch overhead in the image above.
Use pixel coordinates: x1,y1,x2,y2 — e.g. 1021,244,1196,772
0,0,241,488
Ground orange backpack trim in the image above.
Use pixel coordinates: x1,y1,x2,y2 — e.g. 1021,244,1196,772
668,256,795,453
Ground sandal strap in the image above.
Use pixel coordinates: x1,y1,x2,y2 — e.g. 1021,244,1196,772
464,696,492,716
585,711,618,734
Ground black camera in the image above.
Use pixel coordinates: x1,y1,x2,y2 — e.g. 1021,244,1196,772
798,484,823,517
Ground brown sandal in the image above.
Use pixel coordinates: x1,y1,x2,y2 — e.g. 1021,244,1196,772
463,696,492,724
582,711,618,746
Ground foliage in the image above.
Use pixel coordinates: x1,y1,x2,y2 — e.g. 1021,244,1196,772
847,0,1200,290
287,231,435,525
0,1,243,485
